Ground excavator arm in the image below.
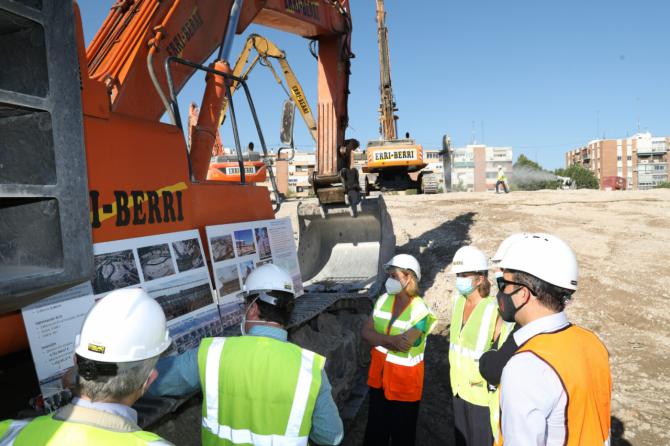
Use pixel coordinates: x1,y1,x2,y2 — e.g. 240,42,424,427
87,0,356,203
219,33,318,143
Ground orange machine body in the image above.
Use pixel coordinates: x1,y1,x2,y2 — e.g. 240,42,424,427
206,158,268,183
1,0,353,356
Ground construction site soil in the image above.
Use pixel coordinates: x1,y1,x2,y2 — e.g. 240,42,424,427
153,189,670,446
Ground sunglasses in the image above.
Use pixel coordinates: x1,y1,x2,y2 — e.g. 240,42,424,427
496,277,537,296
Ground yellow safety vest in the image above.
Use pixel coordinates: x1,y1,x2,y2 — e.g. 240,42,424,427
0,413,168,445
449,294,498,406
368,293,437,402
197,336,324,446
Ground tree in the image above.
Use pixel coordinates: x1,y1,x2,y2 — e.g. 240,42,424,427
555,165,599,189
514,154,543,171
654,181,670,189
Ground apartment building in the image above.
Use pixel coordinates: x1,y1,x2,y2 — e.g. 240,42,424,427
264,145,514,195
450,145,513,192
566,132,668,189
267,151,316,196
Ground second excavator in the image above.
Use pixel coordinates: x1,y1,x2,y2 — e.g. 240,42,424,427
359,0,439,195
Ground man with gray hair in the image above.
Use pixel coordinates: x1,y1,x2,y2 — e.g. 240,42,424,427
0,288,173,445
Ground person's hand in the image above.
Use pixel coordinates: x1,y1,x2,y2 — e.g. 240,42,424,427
390,333,412,352
61,366,77,390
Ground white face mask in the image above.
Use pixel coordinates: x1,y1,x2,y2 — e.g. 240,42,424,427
385,277,404,294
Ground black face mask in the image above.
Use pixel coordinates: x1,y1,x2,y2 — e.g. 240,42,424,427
496,287,530,323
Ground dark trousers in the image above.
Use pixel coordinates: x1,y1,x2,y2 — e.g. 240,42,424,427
452,395,493,446
363,387,420,446
495,181,509,193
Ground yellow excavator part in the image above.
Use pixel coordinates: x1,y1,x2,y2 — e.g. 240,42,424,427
220,33,317,142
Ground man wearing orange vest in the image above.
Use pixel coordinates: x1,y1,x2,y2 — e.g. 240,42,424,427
495,233,611,445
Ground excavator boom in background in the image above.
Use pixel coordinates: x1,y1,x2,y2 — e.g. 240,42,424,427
0,0,394,424
359,0,439,194
192,33,319,183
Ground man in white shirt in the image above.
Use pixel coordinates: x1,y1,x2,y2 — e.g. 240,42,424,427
494,233,611,446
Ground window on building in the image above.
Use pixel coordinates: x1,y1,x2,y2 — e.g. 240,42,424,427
627,155,632,161
617,156,622,161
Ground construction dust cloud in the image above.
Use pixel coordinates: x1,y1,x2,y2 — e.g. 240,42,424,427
510,165,557,186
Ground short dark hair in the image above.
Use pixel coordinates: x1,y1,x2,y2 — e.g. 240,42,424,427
511,270,574,312
245,291,294,326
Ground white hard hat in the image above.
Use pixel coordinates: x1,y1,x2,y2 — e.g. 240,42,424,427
499,233,578,291
384,254,421,281
451,246,488,274
244,264,295,305
491,233,528,264
75,288,171,363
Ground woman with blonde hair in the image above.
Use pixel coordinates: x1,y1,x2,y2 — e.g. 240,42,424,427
362,254,437,446
449,245,501,446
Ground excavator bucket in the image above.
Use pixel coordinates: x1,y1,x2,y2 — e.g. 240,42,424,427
296,196,395,299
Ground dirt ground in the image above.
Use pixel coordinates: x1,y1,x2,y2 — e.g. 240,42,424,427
153,189,670,445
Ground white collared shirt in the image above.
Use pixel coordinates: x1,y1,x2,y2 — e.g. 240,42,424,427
501,312,570,446
72,397,139,425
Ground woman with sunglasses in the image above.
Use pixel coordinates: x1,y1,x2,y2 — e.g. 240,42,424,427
449,245,502,446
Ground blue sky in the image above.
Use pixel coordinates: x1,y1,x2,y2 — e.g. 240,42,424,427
79,1,670,169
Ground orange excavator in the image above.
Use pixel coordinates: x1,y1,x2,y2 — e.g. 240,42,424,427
0,0,394,422
187,102,268,183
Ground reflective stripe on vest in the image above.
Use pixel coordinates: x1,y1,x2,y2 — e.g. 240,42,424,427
0,416,167,445
0,419,29,445
449,295,498,406
489,321,515,443
367,293,437,401
198,336,324,446
496,325,611,446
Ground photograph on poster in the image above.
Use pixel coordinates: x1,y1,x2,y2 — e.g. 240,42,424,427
137,244,175,281
206,218,303,297
234,229,256,256
238,260,255,285
216,265,241,296
152,282,213,322
219,301,245,328
211,234,235,262
166,306,223,355
92,249,140,294
254,227,272,260
172,238,205,272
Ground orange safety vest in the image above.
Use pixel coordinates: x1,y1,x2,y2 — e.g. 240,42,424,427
367,293,436,402
496,324,611,446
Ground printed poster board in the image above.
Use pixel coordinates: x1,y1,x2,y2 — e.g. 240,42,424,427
21,282,95,408
205,217,303,319
90,229,224,356
22,219,303,409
